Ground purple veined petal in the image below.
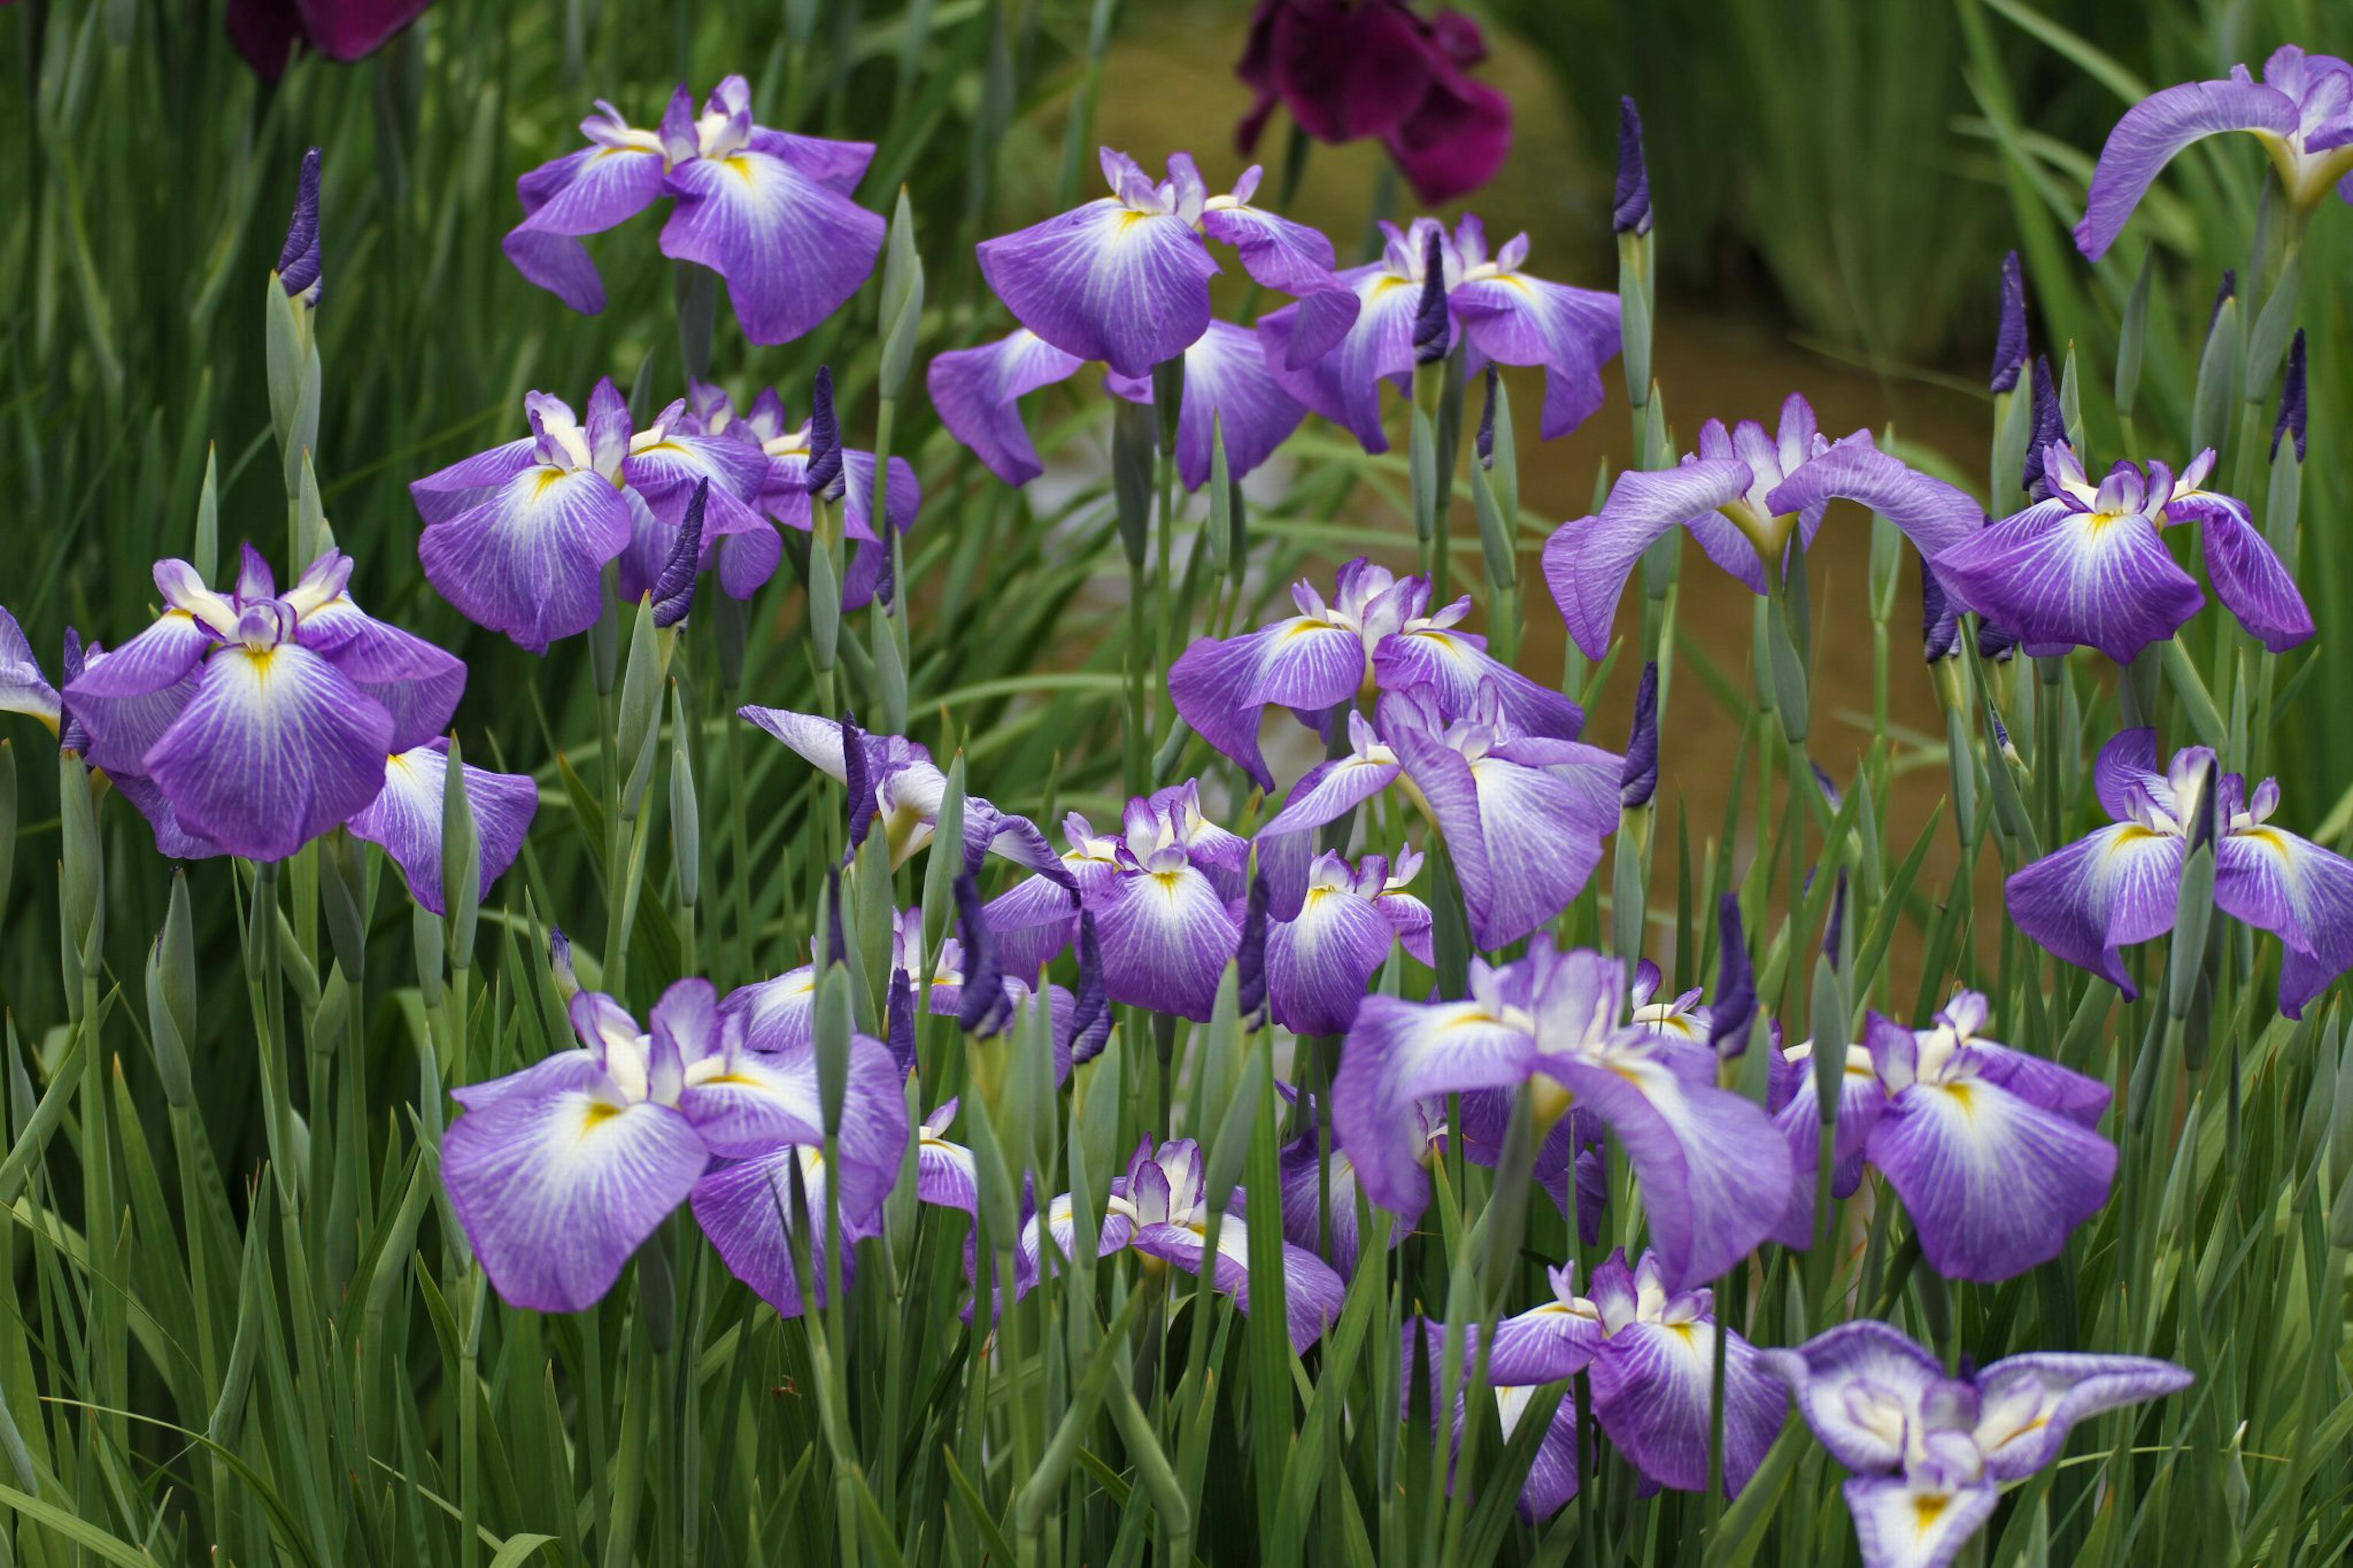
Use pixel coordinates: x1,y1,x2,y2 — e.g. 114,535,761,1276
64,618,210,779
983,872,1086,980
1770,1043,1885,1245
2093,726,2169,821
2076,77,2302,259
964,798,1082,892
675,1039,832,1157
660,150,885,347
1266,867,1401,1036
1965,1039,2112,1131
1372,628,1584,738
107,771,222,860
1277,1128,1382,1273
1841,1474,2001,1568
1256,261,1422,450
1485,1300,1604,1384
2218,823,2353,1017
1129,1216,1346,1353
410,437,540,526
722,966,817,1053
624,428,772,527
745,128,876,194
1764,433,1987,565
2183,490,2315,651
142,643,395,863
1389,729,1612,950
63,608,209,701
502,145,670,316
1865,1073,2115,1282
419,466,634,652
917,1121,980,1213
294,600,466,752
1105,319,1309,490
1590,1320,1784,1495
1550,1050,1792,1290
1378,890,1435,964
1197,201,1338,294
0,610,59,732
1450,272,1621,440
1094,861,1241,1021
2004,822,2186,994
1332,994,1538,1220
691,1145,871,1317
1012,1192,1137,1305
926,330,1088,487
975,201,1218,379
838,449,922,540
444,1079,707,1313
1544,458,1753,662
1256,750,1403,918
447,1047,601,1113
1760,1319,1944,1474
345,740,538,916
1504,1385,1583,1523
1930,496,2203,664
737,704,853,782
1969,1353,2194,1482
1167,618,1366,791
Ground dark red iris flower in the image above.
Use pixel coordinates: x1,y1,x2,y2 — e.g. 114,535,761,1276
1235,0,1512,205
228,0,432,82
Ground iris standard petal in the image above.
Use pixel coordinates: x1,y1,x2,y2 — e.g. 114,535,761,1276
1544,458,1753,661
1095,861,1241,1020
1333,995,1537,1219
1930,497,2203,663
2004,823,2186,994
346,740,538,915
976,201,1218,379
143,643,395,863
926,330,1087,487
444,1081,707,1313
419,465,634,651
2076,77,2302,259
661,150,885,346
1591,1320,1784,1495
1449,271,1621,440
1841,1475,2001,1568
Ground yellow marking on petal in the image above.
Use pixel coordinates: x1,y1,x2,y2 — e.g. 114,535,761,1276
699,1072,764,1088
1912,1493,1949,1534
581,1101,624,1133
2106,825,2161,854
532,468,569,500
725,154,759,186
1530,1074,1574,1129
2238,827,2292,859
1667,1322,1697,1347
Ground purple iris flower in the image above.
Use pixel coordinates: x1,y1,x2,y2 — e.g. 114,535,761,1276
1170,556,1582,793
977,149,1359,381
1267,850,1434,1035
1275,1085,1433,1273
1251,708,1404,917
913,1098,980,1213
2077,45,2353,260
736,706,1074,888
686,381,918,610
345,740,538,915
504,74,883,344
1091,786,1252,1020
0,610,67,741
1401,1323,1582,1521
1545,393,1984,662
928,318,1306,491
1257,215,1619,454
443,979,908,1313
1931,444,2309,664
1027,1138,1347,1351
1474,1249,1785,1496
1767,1322,2192,1568
409,380,773,651
2009,729,2353,1018
63,548,463,864
1770,992,2115,1282
1335,941,1790,1288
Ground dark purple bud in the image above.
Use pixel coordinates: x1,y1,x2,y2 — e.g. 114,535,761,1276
1236,873,1270,1028
1990,710,2015,755
1619,661,1659,809
885,967,917,1076
1476,362,1499,469
953,872,1012,1037
1810,762,1841,812
58,629,89,756
1822,870,1848,969
1067,911,1110,1065
549,925,579,994
1574,1143,1607,1246
2022,355,2064,501
1990,251,2027,393
825,865,849,971
650,479,706,628
1976,615,2019,663
2208,269,2237,335
1706,893,1754,1059
1612,96,1653,237
1921,560,1959,663
1411,230,1449,366
805,365,843,498
277,148,323,303
874,514,900,613
840,712,877,859
2273,329,2308,462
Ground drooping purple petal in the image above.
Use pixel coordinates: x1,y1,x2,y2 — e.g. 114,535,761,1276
2217,823,2353,1017
1930,498,2203,664
2186,491,2314,651
2004,822,2186,994
1266,860,1400,1035
690,1146,871,1317
927,330,1088,487
1094,858,1241,1021
1591,1319,1784,1495
976,201,1218,379
1104,319,1308,489
1544,458,1752,661
1333,994,1538,1220
1450,267,1621,441
1167,616,1366,791
1969,1353,2194,1480
502,144,669,316
2076,77,2302,259
296,596,468,751
660,150,885,347
1257,261,1419,451
1127,1214,1346,1352
1371,625,1585,740
346,740,538,915
1765,433,1987,565
418,466,634,652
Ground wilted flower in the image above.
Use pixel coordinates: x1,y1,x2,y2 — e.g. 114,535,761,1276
2077,45,2353,259
1768,1321,2191,1568
504,74,883,344
1258,216,1619,454
2007,729,2353,1017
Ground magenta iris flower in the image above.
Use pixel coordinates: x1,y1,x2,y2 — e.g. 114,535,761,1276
1769,992,2115,1282
2007,730,2353,1018
1335,942,1790,1289
1235,0,1512,206
1545,393,1984,661
927,319,1306,490
345,739,538,915
229,0,430,82
410,380,773,651
504,74,882,345
1931,444,2309,664
2077,45,2353,260
1169,557,1581,792
977,149,1359,381
1768,1322,2191,1568
1257,216,1618,454
444,979,907,1314
62,548,463,863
